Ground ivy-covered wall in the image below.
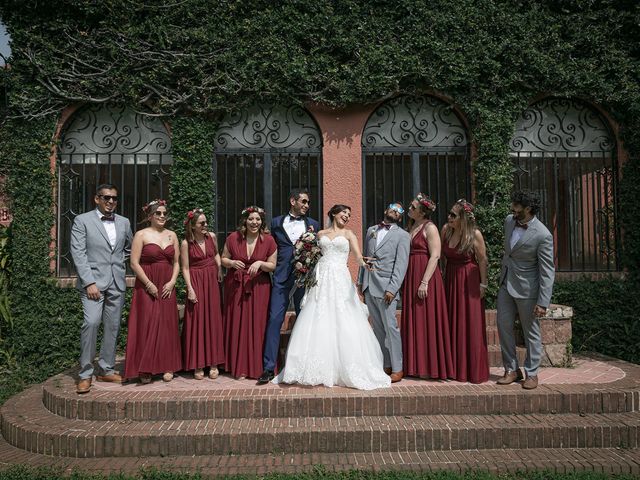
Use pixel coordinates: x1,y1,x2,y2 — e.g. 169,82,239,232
1,0,639,401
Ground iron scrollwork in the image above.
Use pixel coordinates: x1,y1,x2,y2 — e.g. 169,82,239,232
215,103,322,151
60,104,172,159
510,98,614,153
362,95,468,149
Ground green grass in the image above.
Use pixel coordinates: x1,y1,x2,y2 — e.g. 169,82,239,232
0,466,638,480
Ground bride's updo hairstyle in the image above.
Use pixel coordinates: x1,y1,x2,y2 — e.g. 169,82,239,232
328,204,351,223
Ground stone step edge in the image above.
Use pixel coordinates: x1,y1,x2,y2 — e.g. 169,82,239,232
0,429,638,477
42,378,640,421
3,388,640,457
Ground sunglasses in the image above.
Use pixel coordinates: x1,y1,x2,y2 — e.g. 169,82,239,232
98,195,118,202
387,204,405,214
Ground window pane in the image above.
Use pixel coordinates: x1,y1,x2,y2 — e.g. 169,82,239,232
57,105,172,276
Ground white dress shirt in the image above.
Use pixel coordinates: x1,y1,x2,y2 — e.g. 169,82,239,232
96,209,117,248
510,217,532,250
376,224,391,247
283,214,306,243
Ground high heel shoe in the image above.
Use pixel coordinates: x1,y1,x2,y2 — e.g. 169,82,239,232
194,369,205,380
162,372,174,382
209,367,219,379
140,374,152,384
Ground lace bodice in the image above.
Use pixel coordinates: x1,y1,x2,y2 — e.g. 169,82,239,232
274,234,391,390
318,235,350,265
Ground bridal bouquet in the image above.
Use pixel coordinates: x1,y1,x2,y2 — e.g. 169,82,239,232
292,228,322,290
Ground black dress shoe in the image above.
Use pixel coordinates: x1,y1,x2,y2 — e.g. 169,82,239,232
257,370,275,384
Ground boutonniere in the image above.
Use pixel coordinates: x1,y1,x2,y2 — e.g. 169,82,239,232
370,229,377,239
307,225,314,232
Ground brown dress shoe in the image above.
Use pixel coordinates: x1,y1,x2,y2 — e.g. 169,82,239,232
76,378,91,394
522,375,539,390
96,373,122,383
384,367,392,375
390,371,403,383
496,369,524,385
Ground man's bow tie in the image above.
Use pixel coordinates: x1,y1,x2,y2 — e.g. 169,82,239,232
288,214,303,221
378,222,391,230
101,215,114,222
515,221,528,230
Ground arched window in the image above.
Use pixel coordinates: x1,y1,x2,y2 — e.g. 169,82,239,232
362,95,470,230
57,104,172,276
510,98,618,271
214,103,323,244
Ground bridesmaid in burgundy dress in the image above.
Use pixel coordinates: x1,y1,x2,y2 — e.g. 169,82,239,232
221,206,277,380
401,193,455,380
442,199,490,384
125,200,182,383
181,208,225,380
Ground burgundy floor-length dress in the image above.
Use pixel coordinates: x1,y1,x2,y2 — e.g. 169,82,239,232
443,241,490,384
400,222,455,379
125,243,182,378
223,231,277,379
182,235,225,371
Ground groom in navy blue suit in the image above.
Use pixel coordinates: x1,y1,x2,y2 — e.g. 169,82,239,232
258,189,320,384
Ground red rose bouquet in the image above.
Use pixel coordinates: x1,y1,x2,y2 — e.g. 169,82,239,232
292,227,322,290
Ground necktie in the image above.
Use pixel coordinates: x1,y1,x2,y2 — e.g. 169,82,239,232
101,215,114,222
515,221,528,230
378,222,391,230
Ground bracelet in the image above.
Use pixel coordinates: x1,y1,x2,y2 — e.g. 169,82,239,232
420,280,428,285
479,283,488,288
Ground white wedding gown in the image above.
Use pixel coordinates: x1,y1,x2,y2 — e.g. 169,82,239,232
273,235,391,390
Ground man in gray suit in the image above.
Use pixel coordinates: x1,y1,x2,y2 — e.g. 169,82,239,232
358,202,411,383
497,190,555,390
71,184,133,394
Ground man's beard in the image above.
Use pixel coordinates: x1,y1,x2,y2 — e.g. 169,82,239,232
384,214,398,224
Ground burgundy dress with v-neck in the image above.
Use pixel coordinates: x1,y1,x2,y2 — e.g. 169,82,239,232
182,235,225,371
124,243,182,379
223,231,277,379
443,241,489,383
400,221,455,379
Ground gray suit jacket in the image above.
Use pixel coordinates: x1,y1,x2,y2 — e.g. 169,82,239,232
358,224,411,299
500,214,555,307
70,210,133,292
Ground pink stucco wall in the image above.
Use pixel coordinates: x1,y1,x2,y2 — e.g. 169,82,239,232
307,104,378,278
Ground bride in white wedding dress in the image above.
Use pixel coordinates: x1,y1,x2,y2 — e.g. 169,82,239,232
273,204,391,390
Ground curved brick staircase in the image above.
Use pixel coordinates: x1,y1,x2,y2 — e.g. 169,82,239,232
1,354,640,476
0,308,639,475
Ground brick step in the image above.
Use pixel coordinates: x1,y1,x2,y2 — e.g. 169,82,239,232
488,344,527,367
40,372,638,421
1,429,639,477
4,386,640,457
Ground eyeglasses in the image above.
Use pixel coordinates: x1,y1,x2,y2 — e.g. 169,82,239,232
153,211,167,217
387,204,405,214
98,195,118,202
448,211,458,218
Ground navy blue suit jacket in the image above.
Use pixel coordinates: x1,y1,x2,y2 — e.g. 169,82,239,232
270,215,320,287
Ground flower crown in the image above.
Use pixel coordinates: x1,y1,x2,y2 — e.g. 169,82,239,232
142,199,167,213
456,198,475,217
241,206,265,216
415,193,436,212
184,207,204,226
